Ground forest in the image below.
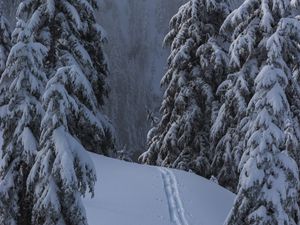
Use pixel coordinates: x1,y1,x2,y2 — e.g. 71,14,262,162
1,0,300,225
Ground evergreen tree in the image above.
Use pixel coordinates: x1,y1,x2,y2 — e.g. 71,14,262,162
224,1,300,224
0,23,47,225
117,145,133,162
28,64,97,224
210,50,255,192
0,1,11,75
210,0,261,193
13,0,113,224
17,0,115,156
140,0,229,177
286,37,300,169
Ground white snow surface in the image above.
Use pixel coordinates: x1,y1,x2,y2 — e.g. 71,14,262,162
84,153,235,225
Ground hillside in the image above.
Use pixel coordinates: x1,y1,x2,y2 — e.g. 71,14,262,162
84,153,235,225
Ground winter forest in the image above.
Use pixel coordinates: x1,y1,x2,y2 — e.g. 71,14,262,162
2,0,300,224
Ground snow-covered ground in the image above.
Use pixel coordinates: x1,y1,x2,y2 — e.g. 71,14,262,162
84,153,235,225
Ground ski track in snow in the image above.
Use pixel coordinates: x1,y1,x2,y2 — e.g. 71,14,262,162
159,167,190,225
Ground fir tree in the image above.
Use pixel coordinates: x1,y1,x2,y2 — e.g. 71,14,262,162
140,0,229,177
210,56,255,192
224,1,300,224
13,0,113,224
286,24,300,169
28,63,97,224
210,0,261,192
0,23,47,225
17,0,115,156
117,145,133,162
0,1,11,75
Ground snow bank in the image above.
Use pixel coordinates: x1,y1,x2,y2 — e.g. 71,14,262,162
84,153,235,225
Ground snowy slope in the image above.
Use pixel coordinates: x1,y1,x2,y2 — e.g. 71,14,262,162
84,153,235,225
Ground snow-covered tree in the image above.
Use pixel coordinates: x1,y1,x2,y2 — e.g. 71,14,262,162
117,145,133,162
139,0,230,177
28,63,97,224
0,23,47,224
286,28,300,170
210,0,263,192
210,59,255,192
0,1,11,75
17,0,115,156
224,1,300,224
12,0,113,224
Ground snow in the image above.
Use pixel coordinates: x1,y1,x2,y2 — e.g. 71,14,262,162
84,153,235,225
62,1,83,30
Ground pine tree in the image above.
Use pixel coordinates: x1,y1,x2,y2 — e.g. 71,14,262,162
210,52,255,192
210,0,262,192
117,145,133,162
224,1,300,224
12,0,113,224
0,1,11,75
17,0,115,157
28,65,97,224
286,36,300,169
0,21,47,225
139,0,229,177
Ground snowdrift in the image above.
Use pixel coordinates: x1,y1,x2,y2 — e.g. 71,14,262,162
84,153,235,225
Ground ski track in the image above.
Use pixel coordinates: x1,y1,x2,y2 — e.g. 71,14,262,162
159,167,190,225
